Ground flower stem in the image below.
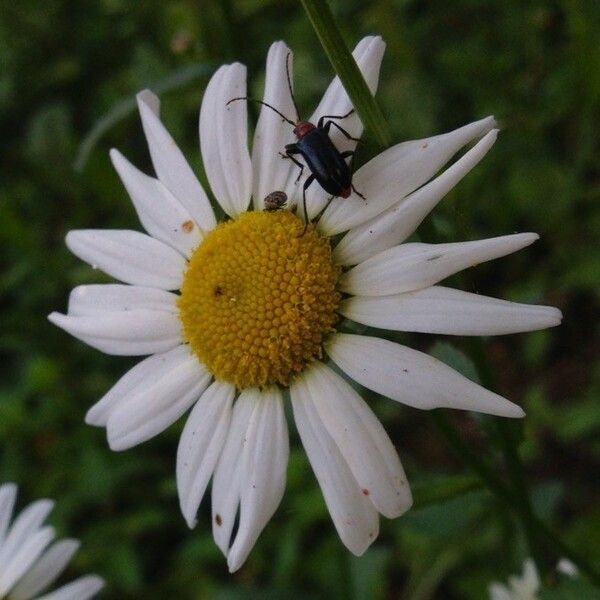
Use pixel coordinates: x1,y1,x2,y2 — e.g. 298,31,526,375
465,339,549,574
429,411,512,504
430,411,600,585
494,419,550,574
299,0,391,147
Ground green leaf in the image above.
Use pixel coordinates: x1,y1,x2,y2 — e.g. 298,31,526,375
539,578,600,600
402,490,488,538
412,474,482,509
530,481,564,520
300,0,391,147
74,62,214,172
349,547,392,600
429,341,480,383
214,589,311,600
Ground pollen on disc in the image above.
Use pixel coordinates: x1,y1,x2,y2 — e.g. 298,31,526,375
178,211,340,389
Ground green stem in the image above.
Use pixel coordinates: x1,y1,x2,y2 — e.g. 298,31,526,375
464,338,548,572
535,520,600,585
74,63,213,172
429,412,512,504
495,419,549,574
466,338,549,574
430,411,600,585
300,0,391,147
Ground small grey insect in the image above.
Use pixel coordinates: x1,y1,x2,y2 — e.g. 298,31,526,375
263,190,288,212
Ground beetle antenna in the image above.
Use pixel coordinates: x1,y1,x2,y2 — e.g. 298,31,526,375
285,52,301,122
226,97,296,126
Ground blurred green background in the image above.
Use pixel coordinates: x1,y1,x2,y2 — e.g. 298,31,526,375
1,0,599,598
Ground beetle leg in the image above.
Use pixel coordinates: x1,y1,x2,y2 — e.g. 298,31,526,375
338,151,364,199
298,174,315,237
351,183,366,201
285,154,305,183
285,53,301,122
282,146,305,184
317,108,355,129
279,150,301,165
322,120,361,142
340,150,357,173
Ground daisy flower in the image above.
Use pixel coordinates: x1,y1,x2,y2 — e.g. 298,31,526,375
488,558,579,600
0,483,104,600
489,559,541,600
49,37,561,572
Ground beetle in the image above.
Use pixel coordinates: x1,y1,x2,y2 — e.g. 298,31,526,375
227,53,364,234
263,190,288,212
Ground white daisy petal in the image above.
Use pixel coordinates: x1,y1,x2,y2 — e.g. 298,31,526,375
252,42,297,210
339,233,538,296
0,483,17,544
512,559,541,596
0,500,54,572
301,36,387,219
334,129,499,265
177,380,235,528
137,89,216,232
524,559,541,587
9,539,80,600
48,309,181,356
110,149,202,258
291,375,379,555
488,583,513,600
105,346,211,451
65,229,186,290
319,116,497,235
67,284,177,316
340,286,562,335
200,63,252,217
211,391,256,556
310,36,386,142
227,387,288,573
0,526,55,597
327,334,524,418
86,346,201,427
35,575,104,600
302,363,412,519
557,558,578,577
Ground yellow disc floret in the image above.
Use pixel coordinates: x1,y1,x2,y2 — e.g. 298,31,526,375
178,210,340,389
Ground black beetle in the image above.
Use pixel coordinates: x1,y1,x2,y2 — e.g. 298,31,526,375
227,54,364,234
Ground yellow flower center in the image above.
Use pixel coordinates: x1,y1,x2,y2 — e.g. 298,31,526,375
178,211,340,389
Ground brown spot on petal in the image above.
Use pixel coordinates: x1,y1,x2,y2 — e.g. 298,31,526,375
182,220,194,233
422,142,429,149
215,514,222,526
362,488,370,496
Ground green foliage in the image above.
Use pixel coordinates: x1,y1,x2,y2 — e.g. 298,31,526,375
539,578,600,600
1,0,599,598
